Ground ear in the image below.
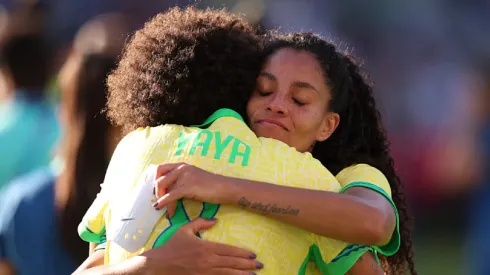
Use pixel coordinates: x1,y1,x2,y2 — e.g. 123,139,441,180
316,112,340,142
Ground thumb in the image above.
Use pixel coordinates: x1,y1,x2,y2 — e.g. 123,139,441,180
182,218,217,235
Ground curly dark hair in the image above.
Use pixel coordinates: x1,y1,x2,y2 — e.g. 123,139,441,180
262,32,416,275
107,7,263,133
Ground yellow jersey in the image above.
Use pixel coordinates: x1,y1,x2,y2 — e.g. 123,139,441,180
304,164,401,274
79,109,399,274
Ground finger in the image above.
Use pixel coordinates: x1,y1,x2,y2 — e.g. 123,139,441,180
153,191,179,210
180,218,217,234
211,268,257,275
154,166,184,199
167,201,177,218
208,242,257,260
212,256,263,270
154,162,187,179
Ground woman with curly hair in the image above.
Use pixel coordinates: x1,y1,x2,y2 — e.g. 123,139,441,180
150,32,416,275
77,7,415,275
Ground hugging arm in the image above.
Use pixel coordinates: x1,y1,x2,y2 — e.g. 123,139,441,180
73,219,261,275
154,163,397,247
223,180,396,246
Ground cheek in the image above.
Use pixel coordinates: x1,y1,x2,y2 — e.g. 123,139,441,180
294,109,325,135
246,101,253,119
246,96,260,117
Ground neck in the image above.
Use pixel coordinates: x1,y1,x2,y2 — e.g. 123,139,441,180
308,142,316,153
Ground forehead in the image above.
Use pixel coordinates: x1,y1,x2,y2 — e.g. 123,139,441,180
263,48,324,78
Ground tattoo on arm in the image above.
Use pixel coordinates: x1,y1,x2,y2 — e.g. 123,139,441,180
237,197,300,215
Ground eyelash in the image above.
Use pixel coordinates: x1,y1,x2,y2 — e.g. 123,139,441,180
293,98,305,106
258,90,271,97
257,89,305,106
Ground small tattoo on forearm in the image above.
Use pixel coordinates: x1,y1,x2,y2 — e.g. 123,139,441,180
238,197,300,215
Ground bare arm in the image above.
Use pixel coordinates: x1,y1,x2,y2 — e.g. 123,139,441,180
222,177,396,246
89,243,99,255
73,256,148,275
154,164,397,246
74,250,105,274
346,252,384,275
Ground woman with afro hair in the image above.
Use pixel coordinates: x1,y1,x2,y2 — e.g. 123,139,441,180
77,6,414,275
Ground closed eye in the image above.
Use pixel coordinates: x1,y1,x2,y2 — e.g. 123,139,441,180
293,98,305,106
258,90,272,97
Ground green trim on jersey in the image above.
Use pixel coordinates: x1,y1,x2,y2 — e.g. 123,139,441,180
153,200,191,248
84,108,242,251
340,181,401,257
192,108,245,128
153,108,238,248
298,244,372,275
78,223,106,244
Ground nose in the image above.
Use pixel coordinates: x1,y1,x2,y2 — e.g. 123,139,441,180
266,94,287,115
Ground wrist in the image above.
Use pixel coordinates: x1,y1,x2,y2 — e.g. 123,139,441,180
215,174,242,204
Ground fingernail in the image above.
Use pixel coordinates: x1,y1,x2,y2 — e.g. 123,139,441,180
249,273,256,275
256,262,264,269
249,253,257,259
152,202,158,208
209,218,218,222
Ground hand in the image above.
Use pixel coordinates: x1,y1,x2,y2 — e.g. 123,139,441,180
141,218,263,275
152,162,230,217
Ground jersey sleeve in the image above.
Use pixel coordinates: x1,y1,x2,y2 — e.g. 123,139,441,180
77,180,110,243
300,243,373,275
78,127,157,244
336,164,400,256
78,125,179,245
324,245,374,275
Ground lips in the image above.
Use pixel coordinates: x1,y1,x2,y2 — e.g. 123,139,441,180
256,119,289,131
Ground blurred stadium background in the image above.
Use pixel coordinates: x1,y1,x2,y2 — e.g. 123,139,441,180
1,0,489,274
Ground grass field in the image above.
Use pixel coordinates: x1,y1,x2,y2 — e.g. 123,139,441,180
414,232,463,275
411,198,468,275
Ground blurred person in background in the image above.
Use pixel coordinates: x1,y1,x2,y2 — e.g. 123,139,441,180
0,23,59,188
0,4,9,101
7,0,49,36
0,14,126,275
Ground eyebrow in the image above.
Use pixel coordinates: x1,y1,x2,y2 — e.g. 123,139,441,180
259,71,320,94
259,71,276,80
293,81,320,94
